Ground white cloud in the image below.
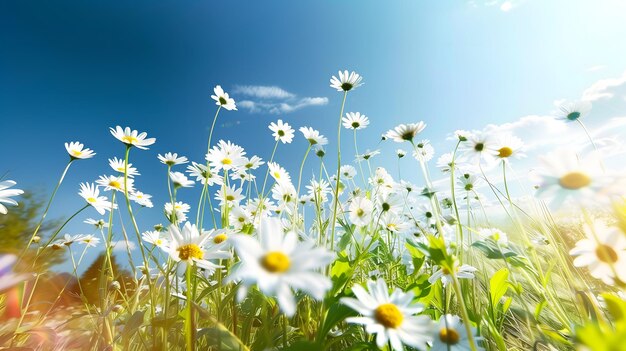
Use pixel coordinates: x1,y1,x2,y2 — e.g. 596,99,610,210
500,1,513,11
582,70,626,101
233,85,295,99
470,0,523,11
111,240,136,252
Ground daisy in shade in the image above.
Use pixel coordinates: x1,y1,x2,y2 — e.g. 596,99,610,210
330,70,363,92
299,127,328,146
494,134,526,164
65,142,95,160
109,157,140,177
534,149,612,208
342,112,370,130
211,85,237,111
340,279,434,351
431,314,484,351
459,131,498,165
206,140,247,172
556,100,592,122
570,222,626,285
0,255,30,292
268,120,295,144
165,222,232,276
228,217,334,316
385,122,427,143
428,263,478,286
158,152,188,166
186,162,222,186
110,126,156,150
0,181,24,215
79,183,115,215
170,172,194,188
130,191,153,208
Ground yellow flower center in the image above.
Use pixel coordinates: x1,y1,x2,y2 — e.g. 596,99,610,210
222,158,232,165
155,239,163,246
177,244,204,260
595,244,619,263
109,181,122,189
226,195,235,201
439,327,460,344
273,172,281,179
260,251,290,273
356,208,364,217
72,150,82,157
122,136,138,144
559,172,591,190
87,197,97,203
213,233,228,244
374,303,403,328
442,266,452,275
498,147,513,158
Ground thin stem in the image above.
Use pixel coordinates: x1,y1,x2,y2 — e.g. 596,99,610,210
330,91,348,251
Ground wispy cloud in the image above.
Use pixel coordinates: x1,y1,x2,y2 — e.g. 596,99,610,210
235,85,328,114
111,240,136,252
582,70,626,101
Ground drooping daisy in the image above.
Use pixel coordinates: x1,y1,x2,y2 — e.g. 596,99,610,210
186,162,222,186
228,217,334,316
268,119,295,144
330,70,364,92
431,314,484,351
206,140,247,172
84,218,108,229
108,157,140,177
342,112,370,130
97,175,134,193
110,126,156,150
65,142,95,160
129,191,154,208
340,279,434,351
158,152,188,166
78,234,101,248
386,122,427,143
170,171,195,188
0,180,24,215
78,183,115,215
494,134,525,163
166,222,231,275
211,85,237,111
267,162,292,186
428,263,478,286
357,149,381,161
570,222,626,285
299,127,328,146
396,149,407,158
556,100,592,122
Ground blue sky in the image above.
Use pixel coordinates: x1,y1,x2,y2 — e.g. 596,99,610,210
2,0,626,272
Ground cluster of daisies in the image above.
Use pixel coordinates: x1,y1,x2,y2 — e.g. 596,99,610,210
2,70,625,351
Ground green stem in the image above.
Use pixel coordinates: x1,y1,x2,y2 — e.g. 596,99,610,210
330,91,348,251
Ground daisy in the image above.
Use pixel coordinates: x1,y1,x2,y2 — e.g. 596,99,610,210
534,149,612,208
97,175,134,193
386,122,427,143
229,206,252,231
110,126,156,150
215,184,244,207
186,162,222,186
158,152,188,166
381,212,410,234
431,314,483,351
109,157,140,177
494,134,525,163
129,191,153,208
267,162,292,186
211,85,237,111
570,222,626,285
330,70,363,92
340,165,357,180
0,180,24,215
84,218,108,229
396,149,406,158
206,140,247,172
170,171,195,188
369,167,394,190
0,255,30,292
244,155,264,170
428,263,478,286
65,142,95,160
357,149,381,161
340,279,434,351
314,146,325,158
268,120,295,144
478,228,509,246
413,142,435,163
299,127,328,146
164,201,190,223
342,112,370,130
306,179,332,203
228,218,334,316
166,222,231,275
459,131,498,164
78,234,101,248
142,230,169,249
231,170,256,185
79,183,115,215
556,100,592,122
457,173,483,192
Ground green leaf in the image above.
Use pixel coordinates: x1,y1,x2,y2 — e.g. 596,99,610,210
601,293,626,323
121,310,145,341
316,301,357,343
489,268,510,308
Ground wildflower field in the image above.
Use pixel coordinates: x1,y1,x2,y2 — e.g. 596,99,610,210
2,69,626,351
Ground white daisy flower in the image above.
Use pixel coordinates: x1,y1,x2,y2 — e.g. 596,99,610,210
556,100,592,122
65,142,95,160
477,227,508,246
428,263,477,287
244,155,264,170
299,127,328,146
459,131,498,164
330,70,363,92
340,279,434,351
164,201,190,223
84,218,108,229
228,217,334,316
457,173,483,192
78,234,100,248
166,222,231,276
206,140,247,172
267,162,292,186
431,314,484,351
170,171,195,188
570,222,626,285
342,112,370,130
215,184,243,207
340,165,357,180
229,206,252,231
306,179,332,204
357,149,381,161
186,161,222,186
494,134,525,163
78,183,115,215
385,122,426,143
108,157,140,177
396,149,407,158
211,85,237,111
142,230,169,249
381,212,410,234
97,175,134,193
0,180,24,215
268,119,295,144
158,152,188,166
349,197,373,227
129,191,153,208
412,141,435,163
110,126,156,150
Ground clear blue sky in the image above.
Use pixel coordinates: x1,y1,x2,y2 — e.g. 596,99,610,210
2,0,626,272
